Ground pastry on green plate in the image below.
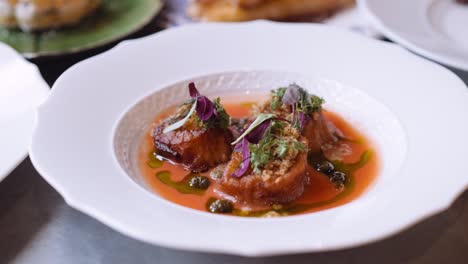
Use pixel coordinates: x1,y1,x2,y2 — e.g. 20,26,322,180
0,0,101,31
0,0,163,58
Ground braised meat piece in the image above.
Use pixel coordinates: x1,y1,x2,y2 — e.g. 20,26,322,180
218,115,309,206
152,82,234,172
303,111,342,153
253,84,342,152
153,119,233,172
220,143,308,206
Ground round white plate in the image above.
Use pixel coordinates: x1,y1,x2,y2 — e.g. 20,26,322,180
359,0,468,71
30,21,468,256
0,43,49,181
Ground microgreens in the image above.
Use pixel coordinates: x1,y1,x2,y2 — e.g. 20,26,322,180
232,138,251,178
231,113,275,145
270,84,324,130
163,99,197,133
296,112,308,130
270,87,286,110
189,82,217,121
201,98,230,130
164,83,230,133
249,135,306,174
231,114,306,177
282,84,301,105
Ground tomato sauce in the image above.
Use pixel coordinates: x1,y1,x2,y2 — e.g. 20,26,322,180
138,97,379,216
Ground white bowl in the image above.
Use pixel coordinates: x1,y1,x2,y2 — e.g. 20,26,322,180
0,42,49,181
30,21,468,256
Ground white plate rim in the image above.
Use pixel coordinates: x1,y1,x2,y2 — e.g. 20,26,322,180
0,42,49,181
29,21,468,256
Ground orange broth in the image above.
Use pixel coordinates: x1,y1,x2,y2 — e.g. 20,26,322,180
138,97,379,216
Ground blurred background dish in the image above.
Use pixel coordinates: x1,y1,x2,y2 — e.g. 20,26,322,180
0,42,48,182
359,0,468,71
0,0,101,31
188,0,355,22
0,0,163,58
156,0,381,38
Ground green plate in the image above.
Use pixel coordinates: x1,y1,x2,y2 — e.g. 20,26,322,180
0,0,163,58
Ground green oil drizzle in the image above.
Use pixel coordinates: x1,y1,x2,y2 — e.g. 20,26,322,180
240,102,257,108
147,151,163,168
155,171,209,196
333,151,373,175
226,150,373,217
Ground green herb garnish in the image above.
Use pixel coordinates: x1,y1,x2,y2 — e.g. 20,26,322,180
284,84,324,114
270,84,325,129
199,97,230,129
165,83,231,133
270,87,287,110
248,120,306,173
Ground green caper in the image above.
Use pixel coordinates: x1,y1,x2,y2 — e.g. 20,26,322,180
188,176,210,189
315,161,335,175
330,171,346,183
208,199,233,214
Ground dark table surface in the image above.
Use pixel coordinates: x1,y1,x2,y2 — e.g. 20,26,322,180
1,10,468,264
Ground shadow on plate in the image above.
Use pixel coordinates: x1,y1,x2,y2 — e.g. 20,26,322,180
448,67,468,86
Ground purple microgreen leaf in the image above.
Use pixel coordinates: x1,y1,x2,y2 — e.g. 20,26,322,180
232,138,250,178
163,99,197,133
196,95,216,121
246,119,271,144
231,113,276,145
297,111,308,130
282,84,301,105
234,139,244,152
212,107,219,118
188,82,217,121
291,103,296,123
188,82,200,98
